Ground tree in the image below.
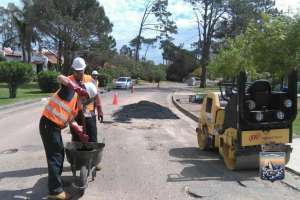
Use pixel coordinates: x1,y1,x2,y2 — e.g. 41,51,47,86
220,0,279,38
285,16,300,70
12,0,39,63
208,35,256,79
185,0,228,87
153,65,166,88
0,61,33,98
141,37,157,60
162,41,198,81
0,4,19,49
186,0,278,87
132,0,177,62
208,15,291,80
31,0,114,74
120,45,132,57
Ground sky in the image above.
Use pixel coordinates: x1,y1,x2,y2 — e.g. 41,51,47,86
1,0,300,64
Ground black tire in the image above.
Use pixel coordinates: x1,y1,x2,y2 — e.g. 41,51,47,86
79,166,88,188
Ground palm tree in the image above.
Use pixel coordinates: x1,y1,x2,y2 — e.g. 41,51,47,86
12,0,38,63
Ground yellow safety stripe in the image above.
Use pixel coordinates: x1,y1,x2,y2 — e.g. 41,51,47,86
50,96,72,114
45,105,68,126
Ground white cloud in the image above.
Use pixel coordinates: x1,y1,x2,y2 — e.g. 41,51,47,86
2,0,299,64
99,0,198,63
276,0,300,14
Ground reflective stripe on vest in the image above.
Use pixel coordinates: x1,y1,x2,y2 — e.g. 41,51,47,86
68,74,95,112
50,96,72,114
45,105,68,126
42,91,78,128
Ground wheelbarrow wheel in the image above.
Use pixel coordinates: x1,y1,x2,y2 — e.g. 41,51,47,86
92,168,96,181
80,166,88,188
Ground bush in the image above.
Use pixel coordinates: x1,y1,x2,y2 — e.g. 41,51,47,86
37,71,60,93
0,54,6,61
97,72,112,87
0,61,33,98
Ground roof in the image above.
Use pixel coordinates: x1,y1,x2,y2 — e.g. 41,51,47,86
42,50,63,64
3,47,22,57
45,53,58,64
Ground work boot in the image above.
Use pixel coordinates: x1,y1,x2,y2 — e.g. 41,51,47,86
48,191,71,200
96,164,102,171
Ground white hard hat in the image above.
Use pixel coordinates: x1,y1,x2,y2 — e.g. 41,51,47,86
92,70,99,76
83,82,97,98
72,57,86,70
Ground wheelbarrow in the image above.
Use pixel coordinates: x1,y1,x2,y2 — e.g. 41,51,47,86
65,142,105,190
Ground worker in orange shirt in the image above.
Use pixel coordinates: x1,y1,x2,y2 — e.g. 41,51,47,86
39,69,98,199
68,57,103,143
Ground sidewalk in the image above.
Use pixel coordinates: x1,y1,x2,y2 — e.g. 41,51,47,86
172,92,300,175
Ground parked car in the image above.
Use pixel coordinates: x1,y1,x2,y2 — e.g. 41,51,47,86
274,82,300,98
114,77,132,89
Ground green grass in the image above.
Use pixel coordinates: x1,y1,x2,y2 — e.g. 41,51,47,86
0,82,51,106
292,99,300,137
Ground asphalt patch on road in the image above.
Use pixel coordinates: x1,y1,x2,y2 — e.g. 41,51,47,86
112,101,179,122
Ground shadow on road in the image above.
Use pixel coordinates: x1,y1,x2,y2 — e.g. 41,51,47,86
112,100,179,123
167,147,257,183
0,176,48,199
0,167,48,180
169,147,217,159
0,172,83,200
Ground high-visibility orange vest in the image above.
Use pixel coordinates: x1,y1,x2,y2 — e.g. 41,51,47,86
42,91,78,128
68,74,96,113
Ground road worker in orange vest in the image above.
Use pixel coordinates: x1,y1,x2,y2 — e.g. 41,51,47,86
39,70,98,199
68,57,103,144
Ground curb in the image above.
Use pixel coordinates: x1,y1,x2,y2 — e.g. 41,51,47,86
171,95,198,122
286,166,300,176
0,98,42,111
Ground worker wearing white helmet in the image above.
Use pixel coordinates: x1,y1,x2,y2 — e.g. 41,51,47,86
67,57,103,143
91,70,99,87
40,72,98,199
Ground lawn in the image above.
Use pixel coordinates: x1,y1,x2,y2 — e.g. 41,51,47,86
292,99,300,138
0,82,51,106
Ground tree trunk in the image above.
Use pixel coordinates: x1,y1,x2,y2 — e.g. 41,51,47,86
135,35,141,62
21,44,26,62
62,49,72,75
62,40,72,75
200,44,210,88
27,48,31,63
9,85,17,98
58,40,63,66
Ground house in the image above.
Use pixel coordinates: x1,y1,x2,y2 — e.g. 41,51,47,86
1,47,22,62
1,47,62,74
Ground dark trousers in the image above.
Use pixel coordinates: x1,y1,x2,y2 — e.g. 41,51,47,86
71,115,98,142
39,116,64,195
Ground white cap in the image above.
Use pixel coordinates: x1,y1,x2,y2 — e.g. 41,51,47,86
92,70,99,76
72,57,86,71
83,82,97,98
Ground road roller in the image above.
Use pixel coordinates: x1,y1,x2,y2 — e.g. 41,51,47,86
196,69,298,170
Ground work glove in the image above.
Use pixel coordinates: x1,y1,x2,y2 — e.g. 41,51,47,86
69,122,89,143
96,105,103,123
67,80,89,97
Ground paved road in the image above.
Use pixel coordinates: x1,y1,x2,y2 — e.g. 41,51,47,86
0,87,300,199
